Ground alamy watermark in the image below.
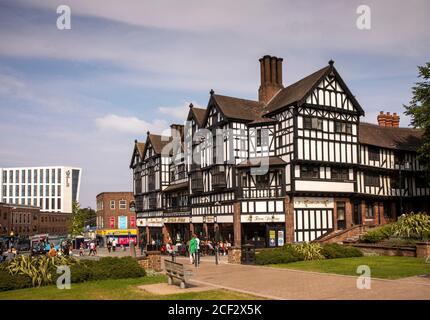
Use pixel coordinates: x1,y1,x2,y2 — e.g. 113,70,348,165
356,5,371,30
160,122,271,176
56,265,71,289
356,265,371,289
57,5,71,30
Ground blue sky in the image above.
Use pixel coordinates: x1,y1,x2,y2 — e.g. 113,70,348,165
0,0,429,207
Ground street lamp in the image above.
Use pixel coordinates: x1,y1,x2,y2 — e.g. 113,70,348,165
399,160,410,215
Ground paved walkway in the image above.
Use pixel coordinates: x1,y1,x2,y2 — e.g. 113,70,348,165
167,256,430,300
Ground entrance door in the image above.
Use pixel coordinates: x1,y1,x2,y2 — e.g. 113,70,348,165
353,201,362,225
336,201,346,230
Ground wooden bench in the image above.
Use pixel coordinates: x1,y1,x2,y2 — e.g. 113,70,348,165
165,260,187,289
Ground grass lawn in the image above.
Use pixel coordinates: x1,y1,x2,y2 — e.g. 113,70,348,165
269,256,430,279
0,275,263,300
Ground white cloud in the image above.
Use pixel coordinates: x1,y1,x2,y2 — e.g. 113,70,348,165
158,102,203,120
95,114,167,135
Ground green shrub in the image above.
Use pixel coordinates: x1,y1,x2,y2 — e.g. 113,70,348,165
0,270,32,291
294,242,325,261
5,255,79,287
256,245,301,265
361,224,394,243
321,243,363,259
393,212,430,239
70,257,146,283
0,256,146,291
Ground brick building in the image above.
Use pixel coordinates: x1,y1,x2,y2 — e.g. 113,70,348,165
95,192,137,246
0,202,70,238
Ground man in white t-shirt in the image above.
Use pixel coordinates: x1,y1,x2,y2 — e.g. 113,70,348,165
195,235,200,264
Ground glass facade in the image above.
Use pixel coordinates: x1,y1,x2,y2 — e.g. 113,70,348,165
0,167,80,213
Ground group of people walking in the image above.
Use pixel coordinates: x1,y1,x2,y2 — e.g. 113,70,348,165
163,234,231,264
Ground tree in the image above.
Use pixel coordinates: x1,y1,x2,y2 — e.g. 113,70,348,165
404,62,430,180
69,202,96,236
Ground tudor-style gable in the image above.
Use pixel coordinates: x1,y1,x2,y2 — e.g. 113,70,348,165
264,61,364,117
130,140,145,169
304,63,364,116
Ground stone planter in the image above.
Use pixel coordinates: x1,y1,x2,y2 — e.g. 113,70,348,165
136,251,162,271
415,242,430,258
228,246,242,264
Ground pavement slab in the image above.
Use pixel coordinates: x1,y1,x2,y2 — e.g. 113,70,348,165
167,256,430,300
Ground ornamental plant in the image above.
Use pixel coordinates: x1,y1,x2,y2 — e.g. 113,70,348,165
294,242,325,261
392,212,430,240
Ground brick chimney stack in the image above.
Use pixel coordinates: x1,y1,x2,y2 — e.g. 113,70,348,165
385,112,393,127
392,112,400,128
377,111,400,127
170,124,184,139
377,111,386,126
258,55,284,104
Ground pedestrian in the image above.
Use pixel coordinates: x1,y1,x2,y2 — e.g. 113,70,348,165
107,240,112,253
48,244,57,257
79,242,84,256
3,247,16,262
89,242,96,256
112,238,117,252
195,234,200,263
189,234,197,264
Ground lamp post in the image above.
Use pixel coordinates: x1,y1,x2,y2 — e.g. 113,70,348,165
399,160,410,216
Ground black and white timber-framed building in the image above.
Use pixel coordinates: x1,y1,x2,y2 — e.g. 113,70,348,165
130,55,430,248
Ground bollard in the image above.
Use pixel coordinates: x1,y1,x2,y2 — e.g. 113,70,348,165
129,240,136,258
215,246,219,265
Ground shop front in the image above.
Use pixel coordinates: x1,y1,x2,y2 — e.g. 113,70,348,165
241,214,285,248
164,216,190,244
136,217,163,249
96,228,138,247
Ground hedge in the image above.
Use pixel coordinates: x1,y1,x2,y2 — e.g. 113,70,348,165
256,243,363,265
320,243,363,259
361,224,394,243
0,256,146,292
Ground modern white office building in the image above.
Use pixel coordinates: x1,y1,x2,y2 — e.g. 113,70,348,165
0,166,82,214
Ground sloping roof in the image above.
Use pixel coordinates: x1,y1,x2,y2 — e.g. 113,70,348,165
130,141,145,168
237,156,287,168
264,64,364,116
211,94,265,122
148,134,172,155
264,66,330,114
359,122,423,151
248,117,278,126
191,107,206,127
136,142,145,157
163,181,188,193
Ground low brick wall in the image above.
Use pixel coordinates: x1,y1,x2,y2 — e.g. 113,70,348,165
136,251,162,271
228,246,242,264
416,242,430,258
349,243,416,257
